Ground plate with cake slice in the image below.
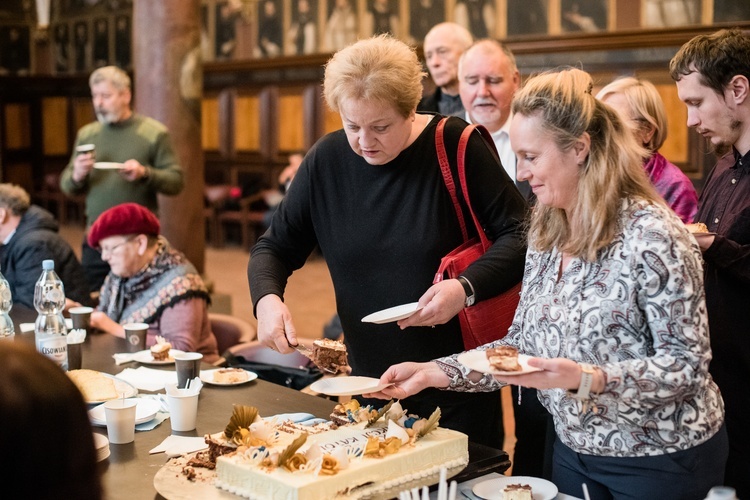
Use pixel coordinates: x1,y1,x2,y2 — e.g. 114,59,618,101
200,368,258,386
472,475,558,500
68,369,138,404
309,376,392,396
131,348,185,365
457,349,542,376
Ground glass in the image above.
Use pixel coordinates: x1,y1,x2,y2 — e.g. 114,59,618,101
99,237,135,258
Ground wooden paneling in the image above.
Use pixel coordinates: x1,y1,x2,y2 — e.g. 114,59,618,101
278,93,304,151
42,97,69,155
234,94,261,152
323,107,342,135
202,97,220,150
3,103,32,150
656,83,690,167
73,98,94,133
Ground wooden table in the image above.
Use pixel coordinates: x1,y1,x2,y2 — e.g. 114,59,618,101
11,306,510,499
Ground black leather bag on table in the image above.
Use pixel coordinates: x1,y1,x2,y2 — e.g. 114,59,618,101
433,117,522,350
222,350,324,391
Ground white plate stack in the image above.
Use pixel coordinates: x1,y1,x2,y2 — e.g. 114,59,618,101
93,433,110,462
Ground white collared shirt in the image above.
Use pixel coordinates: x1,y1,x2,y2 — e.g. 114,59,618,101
463,112,516,184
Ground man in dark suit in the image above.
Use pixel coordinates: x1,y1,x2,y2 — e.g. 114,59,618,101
417,22,472,116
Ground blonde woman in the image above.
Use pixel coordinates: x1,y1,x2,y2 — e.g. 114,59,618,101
249,35,528,449
597,76,698,223
371,68,727,499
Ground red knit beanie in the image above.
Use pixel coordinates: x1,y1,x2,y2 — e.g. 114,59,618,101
87,203,160,249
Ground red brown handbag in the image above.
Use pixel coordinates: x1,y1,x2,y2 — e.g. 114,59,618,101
433,117,522,350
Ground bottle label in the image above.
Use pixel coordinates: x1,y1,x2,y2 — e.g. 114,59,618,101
37,336,68,369
45,288,64,303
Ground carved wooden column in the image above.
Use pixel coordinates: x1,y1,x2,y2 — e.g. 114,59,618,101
133,0,205,272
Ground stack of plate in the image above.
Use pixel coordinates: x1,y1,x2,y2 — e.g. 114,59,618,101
93,433,110,462
88,398,161,427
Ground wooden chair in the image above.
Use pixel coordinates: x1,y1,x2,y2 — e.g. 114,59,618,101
215,192,268,249
204,185,233,247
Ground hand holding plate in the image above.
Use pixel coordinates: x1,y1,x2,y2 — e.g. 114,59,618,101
365,361,450,400
493,356,585,391
397,280,465,329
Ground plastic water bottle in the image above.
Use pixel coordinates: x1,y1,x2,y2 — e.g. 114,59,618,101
34,260,68,370
0,266,14,339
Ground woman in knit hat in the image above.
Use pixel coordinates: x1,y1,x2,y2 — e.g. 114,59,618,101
86,203,219,362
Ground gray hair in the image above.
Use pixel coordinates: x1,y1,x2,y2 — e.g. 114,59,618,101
89,66,131,92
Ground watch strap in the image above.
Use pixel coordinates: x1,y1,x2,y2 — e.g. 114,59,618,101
457,276,475,306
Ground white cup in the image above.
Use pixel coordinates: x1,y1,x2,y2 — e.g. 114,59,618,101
104,398,138,444
166,387,200,432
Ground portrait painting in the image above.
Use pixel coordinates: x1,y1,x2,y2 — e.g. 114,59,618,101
53,23,71,73
409,0,445,44
713,0,750,23
93,17,110,67
256,0,283,57
454,0,496,38
507,0,548,36
560,0,608,32
642,0,700,27
0,25,31,76
323,0,358,52
286,0,318,55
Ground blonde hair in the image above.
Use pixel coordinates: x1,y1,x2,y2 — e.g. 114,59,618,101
323,35,426,118
89,66,131,92
596,77,667,151
512,68,662,261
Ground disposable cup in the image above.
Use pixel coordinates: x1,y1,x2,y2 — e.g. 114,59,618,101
174,352,203,388
76,143,95,155
167,391,200,432
104,399,137,444
67,342,82,370
123,323,149,353
69,306,93,333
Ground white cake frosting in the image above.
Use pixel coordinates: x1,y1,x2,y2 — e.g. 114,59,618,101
213,405,469,500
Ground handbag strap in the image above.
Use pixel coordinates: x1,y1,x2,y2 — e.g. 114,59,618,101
435,117,496,251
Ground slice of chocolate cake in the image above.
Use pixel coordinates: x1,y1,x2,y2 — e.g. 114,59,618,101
311,339,348,374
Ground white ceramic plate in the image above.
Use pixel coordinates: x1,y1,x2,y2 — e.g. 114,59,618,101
309,376,392,396
93,433,111,462
88,398,161,427
131,349,185,365
94,162,125,169
361,302,422,324
84,372,139,404
472,476,558,500
199,369,258,386
457,350,543,376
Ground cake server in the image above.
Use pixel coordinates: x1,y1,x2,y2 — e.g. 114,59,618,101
285,339,337,374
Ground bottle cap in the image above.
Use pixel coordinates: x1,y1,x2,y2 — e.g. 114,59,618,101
42,260,54,270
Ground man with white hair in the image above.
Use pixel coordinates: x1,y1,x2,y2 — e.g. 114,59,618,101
60,65,184,292
458,39,532,200
418,22,473,115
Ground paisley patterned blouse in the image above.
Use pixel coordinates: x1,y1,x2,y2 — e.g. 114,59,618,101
436,198,725,457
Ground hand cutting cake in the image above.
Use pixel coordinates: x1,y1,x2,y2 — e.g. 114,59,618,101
486,345,522,372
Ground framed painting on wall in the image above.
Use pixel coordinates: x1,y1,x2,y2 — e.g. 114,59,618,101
409,0,445,44
73,20,90,72
53,23,71,74
0,25,30,76
714,0,750,23
322,0,358,52
642,0,701,28
363,0,400,38
453,0,497,38
285,0,319,55
560,0,608,32
507,0,548,37
93,17,110,67
256,0,283,57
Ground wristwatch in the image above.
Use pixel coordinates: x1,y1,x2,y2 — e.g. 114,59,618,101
457,276,475,307
574,363,595,400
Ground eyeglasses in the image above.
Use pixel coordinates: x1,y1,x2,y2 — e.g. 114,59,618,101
99,237,135,258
